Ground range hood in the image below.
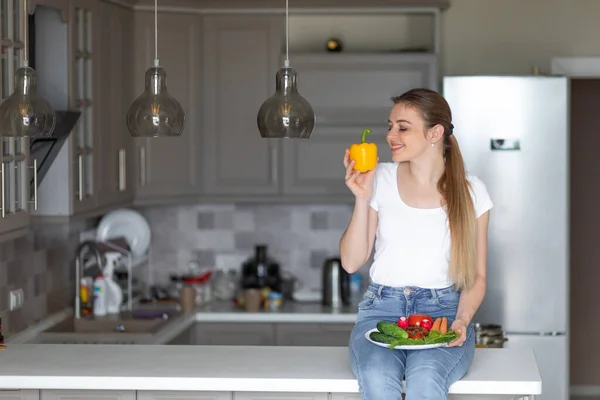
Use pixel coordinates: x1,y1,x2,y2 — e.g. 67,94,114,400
29,110,81,194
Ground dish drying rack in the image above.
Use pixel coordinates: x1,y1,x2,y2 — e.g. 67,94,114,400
79,229,150,312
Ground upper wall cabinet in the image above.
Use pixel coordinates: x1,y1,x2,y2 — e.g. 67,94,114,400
287,53,438,127
26,0,135,219
281,53,438,198
96,1,135,209
0,0,31,235
29,0,103,218
132,11,201,204
200,15,283,197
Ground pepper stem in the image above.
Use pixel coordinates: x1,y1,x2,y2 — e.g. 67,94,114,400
361,128,372,144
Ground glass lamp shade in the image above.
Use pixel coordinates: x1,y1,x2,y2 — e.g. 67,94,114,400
257,66,315,139
126,66,186,138
0,66,56,138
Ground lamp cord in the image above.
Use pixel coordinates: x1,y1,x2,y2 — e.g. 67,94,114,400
284,0,289,67
153,0,159,67
23,0,28,66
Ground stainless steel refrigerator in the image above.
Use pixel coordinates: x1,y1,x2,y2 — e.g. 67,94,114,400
443,76,569,400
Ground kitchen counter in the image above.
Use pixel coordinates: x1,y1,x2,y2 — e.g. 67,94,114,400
0,344,542,396
8,300,360,345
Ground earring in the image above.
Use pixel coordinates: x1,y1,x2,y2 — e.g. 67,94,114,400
431,142,435,147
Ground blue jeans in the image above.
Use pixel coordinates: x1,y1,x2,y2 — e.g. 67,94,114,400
349,283,475,400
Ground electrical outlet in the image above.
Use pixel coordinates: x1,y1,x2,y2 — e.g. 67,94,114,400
9,288,24,311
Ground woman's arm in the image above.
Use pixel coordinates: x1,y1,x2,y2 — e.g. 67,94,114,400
448,211,490,346
339,200,378,274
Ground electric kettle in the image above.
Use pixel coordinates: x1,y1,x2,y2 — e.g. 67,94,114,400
321,257,350,308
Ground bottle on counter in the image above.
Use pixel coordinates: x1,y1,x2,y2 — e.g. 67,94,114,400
80,276,94,316
93,274,108,317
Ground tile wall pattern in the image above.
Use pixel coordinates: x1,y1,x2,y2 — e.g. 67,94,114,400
137,204,370,289
0,219,94,337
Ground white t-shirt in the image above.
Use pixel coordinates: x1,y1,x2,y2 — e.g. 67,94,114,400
368,162,494,289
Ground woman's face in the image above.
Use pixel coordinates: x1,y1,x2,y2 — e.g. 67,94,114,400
386,104,432,163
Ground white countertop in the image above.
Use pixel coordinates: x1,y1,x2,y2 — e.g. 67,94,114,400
0,344,541,395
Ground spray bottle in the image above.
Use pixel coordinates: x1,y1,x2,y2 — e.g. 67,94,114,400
103,252,124,314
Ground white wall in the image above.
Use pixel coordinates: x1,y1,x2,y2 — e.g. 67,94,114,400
442,0,600,75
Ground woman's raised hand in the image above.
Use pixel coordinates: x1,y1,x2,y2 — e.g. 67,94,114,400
343,148,378,200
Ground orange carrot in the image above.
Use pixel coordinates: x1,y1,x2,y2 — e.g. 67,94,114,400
440,317,448,334
431,318,442,332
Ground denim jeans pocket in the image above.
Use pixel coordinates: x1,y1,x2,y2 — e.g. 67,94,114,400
433,287,460,309
358,291,380,311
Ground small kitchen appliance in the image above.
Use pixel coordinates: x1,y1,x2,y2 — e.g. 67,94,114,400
321,257,350,309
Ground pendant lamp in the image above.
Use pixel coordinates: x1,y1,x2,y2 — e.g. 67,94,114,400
126,0,185,138
256,0,315,139
0,0,56,138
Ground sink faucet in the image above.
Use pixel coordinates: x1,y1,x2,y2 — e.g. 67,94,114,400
75,241,103,319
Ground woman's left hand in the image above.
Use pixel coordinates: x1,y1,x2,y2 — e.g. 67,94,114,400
447,319,468,347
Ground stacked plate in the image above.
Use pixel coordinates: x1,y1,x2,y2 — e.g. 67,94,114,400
96,209,151,258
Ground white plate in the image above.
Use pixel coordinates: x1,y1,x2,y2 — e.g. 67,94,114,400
96,209,151,258
365,328,449,350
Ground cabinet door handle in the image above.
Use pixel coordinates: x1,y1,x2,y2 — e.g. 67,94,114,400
270,144,278,184
32,158,38,211
0,163,4,218
118,148,126,192
78,154,83,201
139,146,146,187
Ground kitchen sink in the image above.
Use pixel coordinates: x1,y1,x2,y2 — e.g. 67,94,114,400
44,315,171,334
37,311,179,344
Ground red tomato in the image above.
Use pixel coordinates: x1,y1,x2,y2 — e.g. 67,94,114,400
421,319,433,331
408,314,434,329
397,317,408,329
406,326,428,339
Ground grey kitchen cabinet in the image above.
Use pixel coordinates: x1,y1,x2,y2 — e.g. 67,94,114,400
166,325,196,345
138,392,231,400
201,15,283,197
0,131,31,237
281,53,438,198
96,1,135,209
233,394,328,400
195,323,275,346
274,323,354,347
132,11,201,204
281,126,392,198
0,0,31,235
0,391,39,400
24,0,134,219
40,391,135,400
68,0,101,215
30,0,105,218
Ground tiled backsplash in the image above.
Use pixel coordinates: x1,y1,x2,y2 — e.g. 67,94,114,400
0,219,94,337
137,204,368,289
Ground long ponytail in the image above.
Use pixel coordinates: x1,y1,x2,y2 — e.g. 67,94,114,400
437,134,477,291
393,89,477,291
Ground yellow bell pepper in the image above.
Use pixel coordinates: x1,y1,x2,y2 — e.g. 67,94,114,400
349,128,378,173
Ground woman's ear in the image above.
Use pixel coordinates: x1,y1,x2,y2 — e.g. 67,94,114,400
427,124,445,143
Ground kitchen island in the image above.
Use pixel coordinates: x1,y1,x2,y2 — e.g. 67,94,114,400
0,344,541,399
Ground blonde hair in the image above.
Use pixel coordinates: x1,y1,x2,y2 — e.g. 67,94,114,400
392,89,477,290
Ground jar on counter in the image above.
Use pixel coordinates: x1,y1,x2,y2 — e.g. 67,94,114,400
213,268,239,300
169,275,185,299
184,271,213,306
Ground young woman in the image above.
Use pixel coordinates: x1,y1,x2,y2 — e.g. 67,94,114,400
339,88,493,400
